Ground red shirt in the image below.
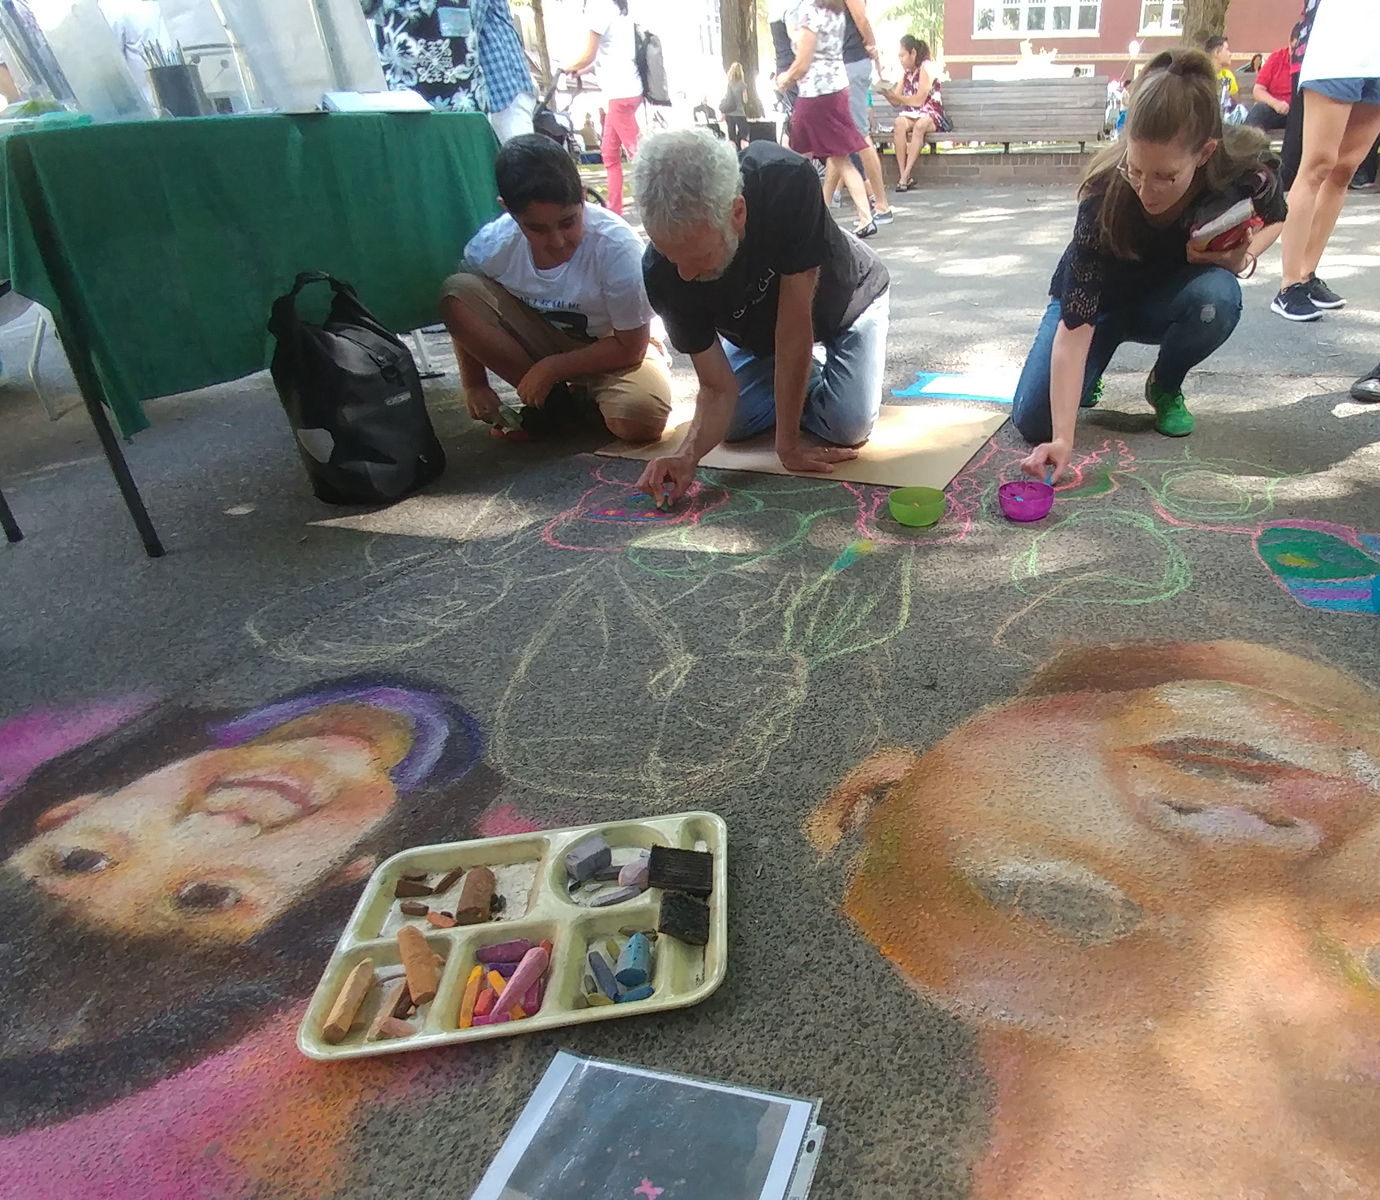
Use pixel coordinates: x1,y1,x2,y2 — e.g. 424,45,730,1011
1257,45,1292,99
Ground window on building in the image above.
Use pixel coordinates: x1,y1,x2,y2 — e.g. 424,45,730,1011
975,1,1101,36
1138,0,1184,34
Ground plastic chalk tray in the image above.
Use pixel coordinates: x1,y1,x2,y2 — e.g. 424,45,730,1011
297,812,728,1060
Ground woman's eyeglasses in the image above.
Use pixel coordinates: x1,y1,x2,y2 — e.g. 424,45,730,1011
1116,160,1195,195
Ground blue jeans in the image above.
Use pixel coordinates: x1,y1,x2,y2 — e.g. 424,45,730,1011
1011,266,1242,444
723,289,890,446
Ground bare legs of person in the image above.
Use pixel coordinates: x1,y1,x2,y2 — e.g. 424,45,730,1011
857,138,891,216
440,292,661,443
1280,93,1380,290
823,155,872,232
894,113,935,189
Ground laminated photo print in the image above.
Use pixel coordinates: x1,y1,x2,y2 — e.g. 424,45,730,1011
474,1052,822,1200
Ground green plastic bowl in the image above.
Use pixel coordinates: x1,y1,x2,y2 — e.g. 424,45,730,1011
888,486,945,527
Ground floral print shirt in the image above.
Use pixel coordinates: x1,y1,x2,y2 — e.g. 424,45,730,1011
360,0,486,112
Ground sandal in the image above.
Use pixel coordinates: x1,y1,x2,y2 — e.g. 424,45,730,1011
895,179,914,192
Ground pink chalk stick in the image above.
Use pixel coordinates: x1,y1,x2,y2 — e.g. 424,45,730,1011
522,977,544,1014
471,1010,510,1026
495,946,549,1014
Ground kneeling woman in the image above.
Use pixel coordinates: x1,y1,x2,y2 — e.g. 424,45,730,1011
1015,49,1286,482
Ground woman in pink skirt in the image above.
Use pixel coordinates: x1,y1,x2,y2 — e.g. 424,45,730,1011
775,0,876,237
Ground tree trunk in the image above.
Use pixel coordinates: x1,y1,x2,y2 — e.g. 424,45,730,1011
721,0,764,119
530,0,552,92
1181,0,1231,46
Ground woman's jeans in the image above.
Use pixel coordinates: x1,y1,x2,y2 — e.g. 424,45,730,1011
1011,265,1242,444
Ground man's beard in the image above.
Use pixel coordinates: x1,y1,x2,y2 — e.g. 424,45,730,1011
696,226,741,282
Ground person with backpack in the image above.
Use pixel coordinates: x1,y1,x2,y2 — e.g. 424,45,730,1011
568,0,642,215
1011,49,1287,483
441,136,671,443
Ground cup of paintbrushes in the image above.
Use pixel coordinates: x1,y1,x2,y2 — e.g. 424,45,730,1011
148,63,212,117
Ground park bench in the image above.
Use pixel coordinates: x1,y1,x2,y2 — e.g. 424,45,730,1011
872,75,1109,154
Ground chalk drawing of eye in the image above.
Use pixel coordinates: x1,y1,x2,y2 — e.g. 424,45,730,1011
173,881,242,912
54,847,112,874
962,857,1143,946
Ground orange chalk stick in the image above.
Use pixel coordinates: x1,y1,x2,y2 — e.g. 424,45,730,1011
486,969,526,1018
322,958,375,1044
456,865,496,924
367,979,410,1041
458,965,483,1029
473,986,496,1017
397,925,438,1005
376,1016,415,1039
426,911,457,929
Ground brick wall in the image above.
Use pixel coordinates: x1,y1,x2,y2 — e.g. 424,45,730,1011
884,150,1094,186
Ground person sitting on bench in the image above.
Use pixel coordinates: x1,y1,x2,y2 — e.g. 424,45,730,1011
441,134,671,442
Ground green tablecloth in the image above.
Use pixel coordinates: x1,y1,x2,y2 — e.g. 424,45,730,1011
2,112,501,435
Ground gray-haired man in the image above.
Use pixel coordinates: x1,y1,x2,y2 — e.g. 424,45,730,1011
634,130,890,505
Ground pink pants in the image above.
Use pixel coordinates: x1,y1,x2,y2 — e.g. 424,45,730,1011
601,96,642,215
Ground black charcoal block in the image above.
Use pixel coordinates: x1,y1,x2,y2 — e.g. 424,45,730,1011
658,891,710,946
647,846,713,897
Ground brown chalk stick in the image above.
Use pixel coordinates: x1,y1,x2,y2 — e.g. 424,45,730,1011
399,899,429,916
376,1016,415,1039
322,958,375,1044
433,865,466,894
368,979,410,1041
397,925,439,1005
395,878,433,898
456,865,497,925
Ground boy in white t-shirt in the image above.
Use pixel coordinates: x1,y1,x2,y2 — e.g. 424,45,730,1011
441,136,671,441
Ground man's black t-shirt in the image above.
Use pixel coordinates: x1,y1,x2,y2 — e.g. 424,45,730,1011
643,143,890,360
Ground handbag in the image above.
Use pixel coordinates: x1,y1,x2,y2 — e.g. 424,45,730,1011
268,272,446,505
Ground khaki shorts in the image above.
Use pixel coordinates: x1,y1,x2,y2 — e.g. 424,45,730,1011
441,272,672,428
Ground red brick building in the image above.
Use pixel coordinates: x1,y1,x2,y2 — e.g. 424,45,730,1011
942,0,1300,79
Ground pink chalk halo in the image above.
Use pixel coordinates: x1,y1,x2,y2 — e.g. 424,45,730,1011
997,480,1054,522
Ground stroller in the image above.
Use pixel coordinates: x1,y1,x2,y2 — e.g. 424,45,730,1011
533,70,606,207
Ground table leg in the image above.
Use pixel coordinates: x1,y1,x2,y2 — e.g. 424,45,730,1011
81,388,164,558
0,486,22,543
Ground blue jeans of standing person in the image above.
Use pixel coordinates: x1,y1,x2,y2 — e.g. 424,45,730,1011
723,289,890,446
1011,266,1241,444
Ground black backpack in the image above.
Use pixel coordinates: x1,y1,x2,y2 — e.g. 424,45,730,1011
634,26,671,106
268,273,446,505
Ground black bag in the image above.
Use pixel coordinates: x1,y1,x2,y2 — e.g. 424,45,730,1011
268,272,446,505
634,26,671,107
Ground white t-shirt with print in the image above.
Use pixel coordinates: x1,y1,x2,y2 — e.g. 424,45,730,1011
1299,0,1380,84
463,203,653,342
585,0,643,100
796,4,848,98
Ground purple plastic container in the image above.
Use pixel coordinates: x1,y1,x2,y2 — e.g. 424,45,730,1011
998,480,1055,522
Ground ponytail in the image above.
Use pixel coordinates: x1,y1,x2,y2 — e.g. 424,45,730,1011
1080,48,1269,259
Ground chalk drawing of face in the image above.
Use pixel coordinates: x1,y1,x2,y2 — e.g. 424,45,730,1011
808,641,1380,1199
10,703,410,942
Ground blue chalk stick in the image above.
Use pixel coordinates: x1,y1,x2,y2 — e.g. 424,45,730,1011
616,984,654,1003
615,932,650,988
588,950,620,1000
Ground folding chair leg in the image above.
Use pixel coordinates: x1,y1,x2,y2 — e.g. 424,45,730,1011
28,312,65,422
0,486,22,543
411,329,444,379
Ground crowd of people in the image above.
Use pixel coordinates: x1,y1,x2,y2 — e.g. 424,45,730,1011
435,0,1378,492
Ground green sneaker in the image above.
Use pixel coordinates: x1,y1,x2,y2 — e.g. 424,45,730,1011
1081,376,1105,409
1145,371,1194,437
